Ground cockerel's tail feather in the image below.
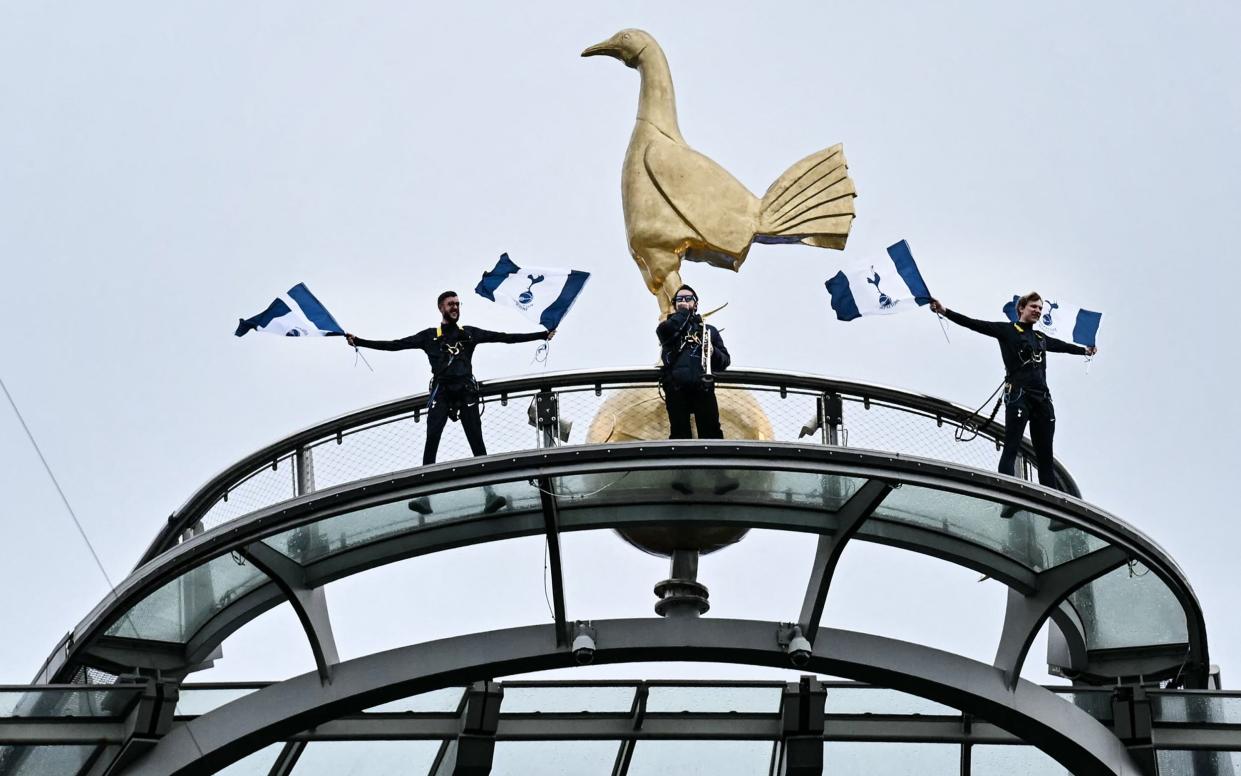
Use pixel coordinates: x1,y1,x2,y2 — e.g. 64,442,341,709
757,144,856,249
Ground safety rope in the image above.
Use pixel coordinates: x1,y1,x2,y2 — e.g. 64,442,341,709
954,379,1007,443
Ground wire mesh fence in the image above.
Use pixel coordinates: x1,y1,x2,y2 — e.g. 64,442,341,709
187,371,1043,540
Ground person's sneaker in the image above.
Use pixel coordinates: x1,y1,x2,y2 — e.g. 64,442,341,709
670,481,695,496
408,497,432,515
483,494,509,514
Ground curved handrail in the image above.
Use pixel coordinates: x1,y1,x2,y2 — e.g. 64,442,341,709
138,367,1081,565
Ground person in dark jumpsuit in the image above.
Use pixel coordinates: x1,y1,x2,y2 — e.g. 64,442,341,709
657,285,731,439
930,292,1096,490
346,290,552,512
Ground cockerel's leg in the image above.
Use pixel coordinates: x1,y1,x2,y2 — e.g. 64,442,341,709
635,249,684,319
650,249,685,320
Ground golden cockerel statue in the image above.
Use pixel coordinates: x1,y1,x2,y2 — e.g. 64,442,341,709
583,28,857,318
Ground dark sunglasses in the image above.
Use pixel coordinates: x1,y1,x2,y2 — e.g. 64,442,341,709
674,295,697,303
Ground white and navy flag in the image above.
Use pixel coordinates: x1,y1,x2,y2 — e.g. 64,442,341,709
825,240,932,321
474,253,590,330
1002,296,1102,348
235,283,344,337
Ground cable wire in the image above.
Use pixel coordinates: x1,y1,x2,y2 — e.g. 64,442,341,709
0,374,117,591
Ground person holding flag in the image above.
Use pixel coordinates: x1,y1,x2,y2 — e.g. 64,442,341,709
929,292,1097,491
345,290,553,483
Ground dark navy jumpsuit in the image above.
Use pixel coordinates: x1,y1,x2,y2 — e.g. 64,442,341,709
657,310,731,439
353,322,548,464
943,309,1086,488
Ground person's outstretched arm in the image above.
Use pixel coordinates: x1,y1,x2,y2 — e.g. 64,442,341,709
929,299,1007,339
345,331,431,351
1045,335,1096,356
465,326,553,345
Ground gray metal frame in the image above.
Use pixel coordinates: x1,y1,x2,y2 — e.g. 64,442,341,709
118,618,1145,776
11,680,1241,776
41,442,1209,692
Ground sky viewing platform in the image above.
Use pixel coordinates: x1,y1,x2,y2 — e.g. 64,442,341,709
1,4,1237,776
0,367,1232,776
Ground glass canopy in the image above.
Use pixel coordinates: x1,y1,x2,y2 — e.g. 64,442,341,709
83,446,1197,693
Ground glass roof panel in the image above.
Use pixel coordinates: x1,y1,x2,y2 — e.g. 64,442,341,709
645,685,782,713
105,553,270,642
262,478,542,565
823,741,958,774
502,685,634,713
627,740,774,775
214,743,284,775
491,741,620,775
552,469,864,514
823,687,955,715
0,688,141,718
364,687,464,713
0,745,97,776
871,485,1106,572
1068,563,1188,649
176,687,258,716
1056,691,1114,723
971,745,1071,774
1151,692,1241,724
292,741,441,775
1156,750,1241,775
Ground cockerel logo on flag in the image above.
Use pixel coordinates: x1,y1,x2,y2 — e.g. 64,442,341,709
474,253,590,330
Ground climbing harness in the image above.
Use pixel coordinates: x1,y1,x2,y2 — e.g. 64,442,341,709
956,326,1045,443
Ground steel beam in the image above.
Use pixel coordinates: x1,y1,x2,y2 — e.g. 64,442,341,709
1048,601,1090,675
121,619,1143,776
265,741,305,776
777,677,827,776
537,478,569,645
432,681,502,776
798,480,893,642
169,711,1030,744
610,683,647,776
238,543,338,685
993,546,1130,688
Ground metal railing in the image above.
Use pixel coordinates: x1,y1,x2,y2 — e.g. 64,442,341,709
138,367,1081,566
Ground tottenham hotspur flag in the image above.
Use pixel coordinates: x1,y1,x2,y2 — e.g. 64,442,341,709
825,240,932,320
235,283,344,337
475,253,590,330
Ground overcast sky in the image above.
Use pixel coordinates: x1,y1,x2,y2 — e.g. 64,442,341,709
1,1,1238,691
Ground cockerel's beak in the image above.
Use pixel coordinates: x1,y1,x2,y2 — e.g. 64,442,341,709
581,39,622,59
